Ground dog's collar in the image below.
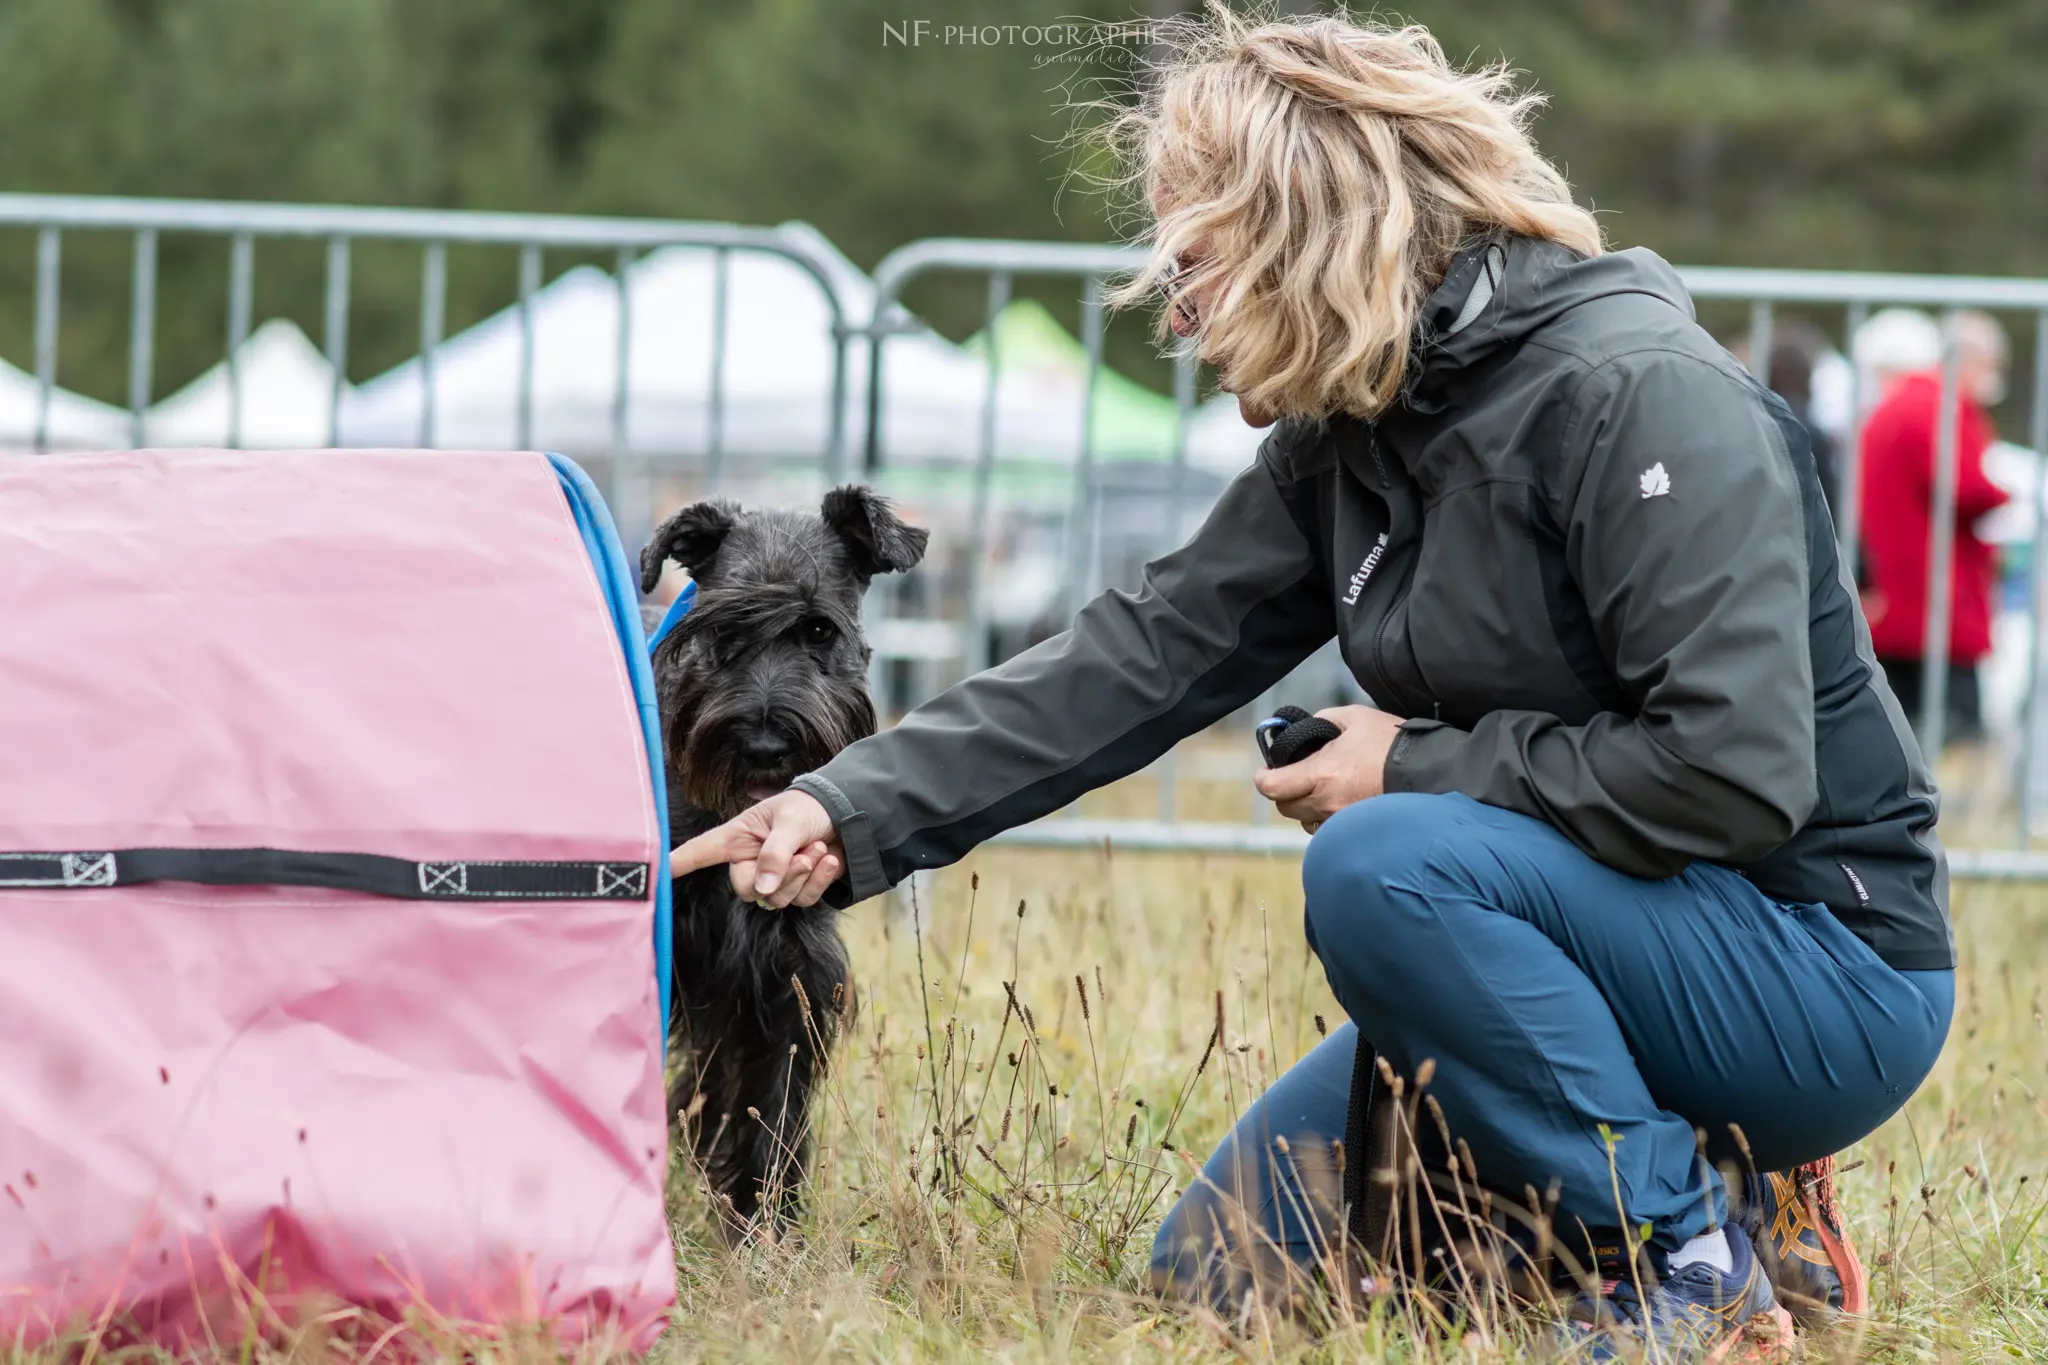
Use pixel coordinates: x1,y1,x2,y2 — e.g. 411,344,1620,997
647,580,698,652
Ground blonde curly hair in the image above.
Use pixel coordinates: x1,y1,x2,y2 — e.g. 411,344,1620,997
1104,5,1603,421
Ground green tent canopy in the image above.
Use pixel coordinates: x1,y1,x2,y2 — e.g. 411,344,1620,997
960,299,1189,464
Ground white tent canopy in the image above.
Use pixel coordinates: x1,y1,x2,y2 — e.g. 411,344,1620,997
143,320,336,449
0,360,128,452
953,298,1270,481
338,223,1111,470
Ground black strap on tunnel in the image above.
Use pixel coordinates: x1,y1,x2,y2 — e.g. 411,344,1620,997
0,848,650,901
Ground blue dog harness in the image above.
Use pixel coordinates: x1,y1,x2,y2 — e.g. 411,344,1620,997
647,580,698,652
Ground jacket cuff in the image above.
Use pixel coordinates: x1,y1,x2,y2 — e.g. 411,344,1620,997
788,772,891,905
1382,718,1461,795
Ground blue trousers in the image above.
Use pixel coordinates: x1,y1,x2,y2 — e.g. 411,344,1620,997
1153,793,1953,1293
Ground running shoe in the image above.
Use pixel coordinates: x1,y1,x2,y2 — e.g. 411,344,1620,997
1562,1221,1794,1362
1739,1156,1868,1326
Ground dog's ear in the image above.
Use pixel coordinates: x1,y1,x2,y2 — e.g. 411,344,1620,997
820,485,928,581
640,499,739,593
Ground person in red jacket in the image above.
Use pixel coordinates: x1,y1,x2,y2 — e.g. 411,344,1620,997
1857,310,2011,745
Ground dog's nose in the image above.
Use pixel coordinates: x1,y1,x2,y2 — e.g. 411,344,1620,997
740,729,792,766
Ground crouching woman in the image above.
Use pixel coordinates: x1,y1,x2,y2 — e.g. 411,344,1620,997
670,10,1952,1355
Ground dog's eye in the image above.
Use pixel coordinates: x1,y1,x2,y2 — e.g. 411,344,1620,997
799,616,837,647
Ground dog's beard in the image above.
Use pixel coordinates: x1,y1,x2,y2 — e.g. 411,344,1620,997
669,683,877,819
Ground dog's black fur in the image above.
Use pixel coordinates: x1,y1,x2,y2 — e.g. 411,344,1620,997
640,485,927,1231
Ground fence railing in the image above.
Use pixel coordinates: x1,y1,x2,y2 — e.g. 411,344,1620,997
863,237,1191,676
863,246,2048,866
6,194,2048,870
0,193,857,550
983,815,2048,881
1677,266,2048,767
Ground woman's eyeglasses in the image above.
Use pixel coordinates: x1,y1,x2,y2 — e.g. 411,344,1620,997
1161,254,1201,332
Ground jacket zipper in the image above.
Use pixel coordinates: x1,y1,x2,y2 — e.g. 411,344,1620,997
1370,566,1412,713
1366,426,1391,489
1363,422,1420,714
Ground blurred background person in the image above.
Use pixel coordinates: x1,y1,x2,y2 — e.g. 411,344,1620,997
1852,308,1945,414
1729,319,1846,521
1857,310,2012,748
1807,346,1858,466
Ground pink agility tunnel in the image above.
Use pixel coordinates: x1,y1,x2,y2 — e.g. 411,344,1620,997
0,450,676,1348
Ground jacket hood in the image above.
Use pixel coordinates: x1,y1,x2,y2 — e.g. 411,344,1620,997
1403,235,1696,413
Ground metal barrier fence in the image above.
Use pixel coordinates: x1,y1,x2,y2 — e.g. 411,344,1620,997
866,242,2048,867
1679,267,2048,769
864,237,1229,815
864,237,1168,675
985,816,2048,881
4,194,2047,869
0,192,857,549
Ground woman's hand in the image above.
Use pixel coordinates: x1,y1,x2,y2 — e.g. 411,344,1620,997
668,789,843,909
1252,705,1405,832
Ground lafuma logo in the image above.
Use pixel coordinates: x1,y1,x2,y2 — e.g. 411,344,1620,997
1343,533,1390,606
1839,861,1871,904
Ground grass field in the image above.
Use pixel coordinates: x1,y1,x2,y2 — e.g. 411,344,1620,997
648,838,2048,1363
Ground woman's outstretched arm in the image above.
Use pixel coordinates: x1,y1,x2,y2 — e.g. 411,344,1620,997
758,422,1338,904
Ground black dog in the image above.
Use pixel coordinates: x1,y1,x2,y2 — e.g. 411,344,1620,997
640,484,927,1231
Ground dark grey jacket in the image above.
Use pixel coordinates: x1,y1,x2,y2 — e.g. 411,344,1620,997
795,235,1952,971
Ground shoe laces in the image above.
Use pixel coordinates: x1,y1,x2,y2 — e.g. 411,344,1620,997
1568,1278,1649,1330
1568,1260,1677,1331
1797,1155,1841,1229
